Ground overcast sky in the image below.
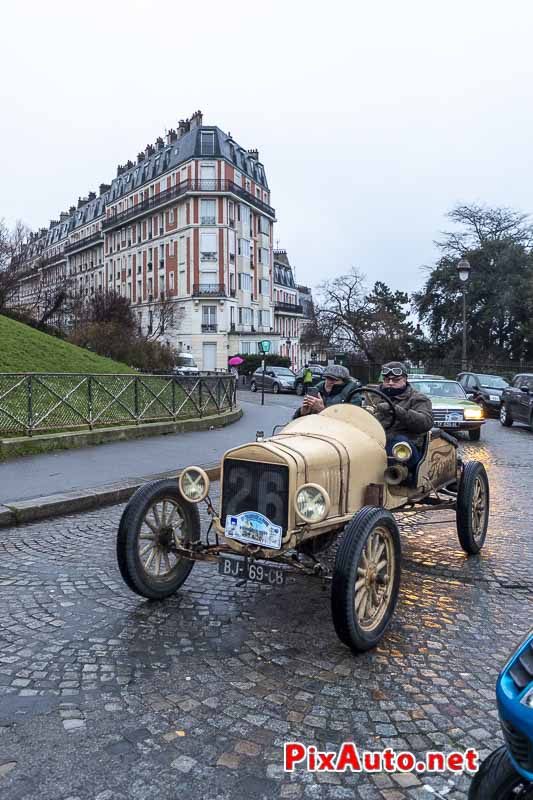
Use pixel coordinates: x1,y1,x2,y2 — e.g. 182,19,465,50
2,0,533,296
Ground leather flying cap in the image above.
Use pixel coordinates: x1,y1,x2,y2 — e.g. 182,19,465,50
324,365,350,381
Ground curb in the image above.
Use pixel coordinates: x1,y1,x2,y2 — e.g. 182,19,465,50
0,407,242,461
0,464,221,529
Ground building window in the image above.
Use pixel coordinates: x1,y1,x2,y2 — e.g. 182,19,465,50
200,199,216,225
240,204,250,227
238,273,252,292
169,272,175,290
179,236,186,264
260,278,269,295
259,216,269,235
200,232,217,261
201,131,215,155
260,310,270,327
169,208,175,224
238,238,250,258
202,305,217,331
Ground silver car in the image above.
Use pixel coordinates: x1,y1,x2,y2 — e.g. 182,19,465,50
250,366,296,394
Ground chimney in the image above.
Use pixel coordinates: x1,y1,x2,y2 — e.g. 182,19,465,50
155,136,164,150
145,143,155,158
125,160,134,170
178,119,189,138
137,152,145,163
248,149,259,161
166,128,177,144
99,183,110,196
88,191,96,201
49,219,59,228
77,197,87,209
69,206,76,215
116,164,125,176
59,212,69,222
190,110,203,129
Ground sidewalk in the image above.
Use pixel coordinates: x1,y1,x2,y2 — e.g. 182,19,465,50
0,394,299,526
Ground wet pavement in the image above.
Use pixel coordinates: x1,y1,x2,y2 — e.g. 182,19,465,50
0,417,532,799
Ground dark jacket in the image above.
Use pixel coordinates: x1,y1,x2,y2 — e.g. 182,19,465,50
293,380,363,419
375,383,433,447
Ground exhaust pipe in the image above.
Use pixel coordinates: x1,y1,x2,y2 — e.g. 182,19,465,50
385,465,409,485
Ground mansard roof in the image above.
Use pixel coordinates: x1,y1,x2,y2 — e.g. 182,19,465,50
36,116,270,246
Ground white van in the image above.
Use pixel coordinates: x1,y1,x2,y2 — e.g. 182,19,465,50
173,353,200,375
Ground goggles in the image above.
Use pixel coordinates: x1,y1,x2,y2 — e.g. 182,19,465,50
382,367,405,377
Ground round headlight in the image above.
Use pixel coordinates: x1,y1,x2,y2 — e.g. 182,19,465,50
391,442,413,463
179,466,210,503
294,483,330,523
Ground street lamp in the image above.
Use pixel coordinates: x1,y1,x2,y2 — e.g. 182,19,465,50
285,337,291,365
457,258,471,371
258,339,271,406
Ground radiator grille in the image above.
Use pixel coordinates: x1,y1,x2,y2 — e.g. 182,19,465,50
432,408,464,423
221,459,289,532
501,719,533,771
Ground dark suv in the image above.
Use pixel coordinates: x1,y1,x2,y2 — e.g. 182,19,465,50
293,365,325,396
457,372,510,417
500,374,533,430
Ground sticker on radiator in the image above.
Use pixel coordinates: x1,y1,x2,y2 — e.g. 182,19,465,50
225,511,283,549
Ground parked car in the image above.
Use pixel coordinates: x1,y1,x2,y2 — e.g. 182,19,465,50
469,629,533,799
293,365,325,395
457,372,510,417
250,366,296,394
173,353,200,375
500,374,533,430
409,379,485,440
116,390,489,654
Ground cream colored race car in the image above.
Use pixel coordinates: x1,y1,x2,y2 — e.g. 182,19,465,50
116,388,489,653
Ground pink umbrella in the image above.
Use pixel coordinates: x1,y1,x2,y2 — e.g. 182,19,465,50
228,356,244,366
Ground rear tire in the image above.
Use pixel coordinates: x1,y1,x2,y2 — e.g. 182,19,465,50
456,462,489,554
117,479,199,600
468,745,532,800
250,381,257,392
469,427,481,441
272,383,280,394
500,404,513,427
331,507,401,653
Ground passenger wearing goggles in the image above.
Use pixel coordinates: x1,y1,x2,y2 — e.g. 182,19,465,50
373,361,433,468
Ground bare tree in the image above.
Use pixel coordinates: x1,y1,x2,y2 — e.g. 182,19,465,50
314,268,413,363
144,296,184,341
0,219,33,311
437,203,533,256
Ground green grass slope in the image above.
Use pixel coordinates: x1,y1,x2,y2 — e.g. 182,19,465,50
0,315,134,374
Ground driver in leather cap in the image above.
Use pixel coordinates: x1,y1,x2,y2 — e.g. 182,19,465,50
373,361,433,468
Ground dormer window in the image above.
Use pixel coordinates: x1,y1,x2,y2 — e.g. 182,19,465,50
201,131,215,155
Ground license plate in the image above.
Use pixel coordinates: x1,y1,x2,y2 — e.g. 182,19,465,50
435,417,461,428
224,511,283,549
218,555,286,586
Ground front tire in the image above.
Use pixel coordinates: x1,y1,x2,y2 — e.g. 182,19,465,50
469,427,481,441
117,479,200,600
331,507,401,653
500,404,513,427
456,461,489,554
250,381,257,392
468,745,533,800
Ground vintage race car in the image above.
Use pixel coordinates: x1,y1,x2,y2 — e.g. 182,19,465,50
116,388,490,653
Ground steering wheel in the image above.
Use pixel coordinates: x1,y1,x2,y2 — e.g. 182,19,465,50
357,385,397,431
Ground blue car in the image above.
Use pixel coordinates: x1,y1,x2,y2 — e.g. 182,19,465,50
469,631,533,798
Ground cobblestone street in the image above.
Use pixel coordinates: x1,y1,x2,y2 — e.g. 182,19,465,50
1,418,532,800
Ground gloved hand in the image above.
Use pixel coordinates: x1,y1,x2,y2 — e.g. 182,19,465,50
376,402,392,415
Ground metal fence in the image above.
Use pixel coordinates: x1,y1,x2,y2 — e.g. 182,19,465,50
346,360,533,384
0,373,237,437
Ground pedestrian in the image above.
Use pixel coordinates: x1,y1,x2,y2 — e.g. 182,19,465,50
303,364,313,395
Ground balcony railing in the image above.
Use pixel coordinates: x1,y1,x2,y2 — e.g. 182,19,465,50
201,323,218,332
201,216,216,225
200,252,217,262
193,283,226,297
274,301,304,314
65,232,103,254
103,179,275,230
